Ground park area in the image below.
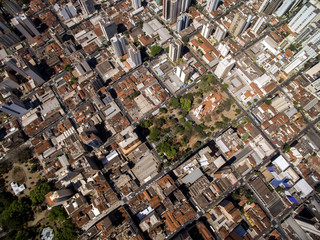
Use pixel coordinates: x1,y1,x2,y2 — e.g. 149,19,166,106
137,74,241,165
0,147,77,240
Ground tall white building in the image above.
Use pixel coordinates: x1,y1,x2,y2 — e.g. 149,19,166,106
128,46,142,68
175,64,193,82
111,34,127,57
251,16,267,35
181,0,191,12
214,55,235,79
288,3,320,34
11,14,40,40
284,45,318,74
218,43,230,57
201,23,213,38
229,12,252,37
169,39,183,62
214,24,227,42
275,0,294,17
259,0,283,15
206,0,219,12
132,0,142,9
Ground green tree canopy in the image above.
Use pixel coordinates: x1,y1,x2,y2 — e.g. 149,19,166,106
169,97,180,108
49,206,68,222
157,141,177,158
150,45,163,57
222,83,229,90
29,182,52,205
149,127,161,142
182,36,189,45
55,220,77,240
0,198,33,230
64,64,72,72
264,99,272,105
180,98,192,112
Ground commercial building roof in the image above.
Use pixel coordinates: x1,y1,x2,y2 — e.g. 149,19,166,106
273,155,290,171
294,179,313,198
181,168,203,184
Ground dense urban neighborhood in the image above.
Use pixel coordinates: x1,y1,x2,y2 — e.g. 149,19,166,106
0,0,320,239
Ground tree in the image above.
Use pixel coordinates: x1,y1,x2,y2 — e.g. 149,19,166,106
0,198,33,230
179,117,185,123
0,161,12,175
283,144,291,152
160,108,168,114
29,182,52,205
169,97,180,108
158,141,177,158
150,45,163,57
169,118,178,124
221,114,231,123
149,128,161,142
165,47,169,53
264,99,272,105
155,118,166,127
222,83,229,90
193,141,201,149
64,64,72,72
15,148,33,163
215,121,226,129
175,125,185,134
180,98,192,112
235,109,241,115
69,77,78,85
182,36,189,45
55,220,77,240
49,206,68,222
184,121,193,129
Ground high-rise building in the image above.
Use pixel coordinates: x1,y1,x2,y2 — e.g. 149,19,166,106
169,0,179,23
11,14,40,40
2,0,21,16
163,0,171,20
99,20,117,41
259,0,283,15
229,12,251,37
111,34,127,57
181,0,191,12
0,94,29,117
60,3,77,20
288,3,320,34
163,0,187,23
214,24,227,42
201,23,213,38
79,0,96,16
275,0,294,17
251,16,267,35
5,58,45,85
284,44,318,74
177,14,190,32
214,55,235,79
175,63,193,82
206,0,219,12
0,29,20,48
132,0,142,9
218,43,230,57
295,22,320,48
128,46,142,67
169,39,183,62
